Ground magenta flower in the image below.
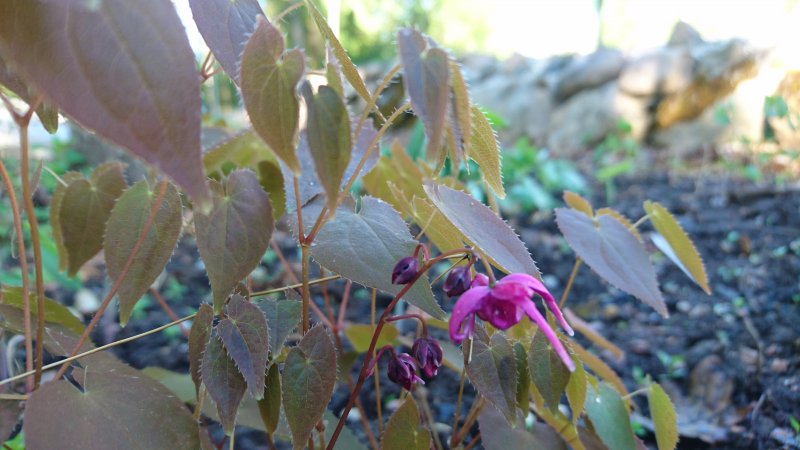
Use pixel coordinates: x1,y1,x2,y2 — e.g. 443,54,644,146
411,336,443,378
448,273,576,371
387,353,425,390
443,265,472,297
391,256,419,284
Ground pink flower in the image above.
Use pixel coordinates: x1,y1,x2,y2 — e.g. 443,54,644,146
449,273,576,371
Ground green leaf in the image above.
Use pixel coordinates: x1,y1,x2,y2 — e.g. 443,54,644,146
555,208,667,317
325,47,345,98
449,59,471,157
570,341,629,398
410,195,465,253
301,82,352,213
24,351,199,450
240,16,304,173
202,333,247,435
253,297,302,355
345,323,399,353
0,286,84,336
104,181,183,326
465,328,517,424
217,295,269,399
0,55,59,134
295,197,445,319
585,382,637,450
49,172,84,272
565,353,587,424
0,0,209,202
648,382,679,450
529,329,571,412
257,362,281,435
644,201,710,294
381,398,431,450
397,28,450,162
479,406,568,450
282,325,337,450
188,0,264,84
188,303,214,395
514,342,530,412
196,169,274,313
424,183,539,278
58,163,126,276
469,106,505,198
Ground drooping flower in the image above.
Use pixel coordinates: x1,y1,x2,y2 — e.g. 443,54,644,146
443,265,472,297
411,337,443,378
391,256,419,284
387,353,425,390
448,272,575,371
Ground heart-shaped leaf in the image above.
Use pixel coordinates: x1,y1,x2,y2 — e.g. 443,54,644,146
257,362,282,435
282,325,337,450
24,352,200,450
381,398,431,450
217,295,269,399
644,201,710,294
468,106,505,198
555,208,667,317
0,0,208,202
253,297,302,354
0,286,84,335
240,16,304,173
189,303,214,395
295,197,445,319
202,332,247,435
196,169,274,312
397,28,450,161
58,163,126,276
49,172,84,272
301,82,352,212
425,183,540,278
529,329,571,412
585,382,637,450
104,181,183,326
648,382,679,450
465,328,517,424
188,0,264,84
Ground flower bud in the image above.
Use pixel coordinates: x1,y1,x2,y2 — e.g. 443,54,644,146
411,337,443,378
443,266,472,297
391,256,418,284
387,353,424,390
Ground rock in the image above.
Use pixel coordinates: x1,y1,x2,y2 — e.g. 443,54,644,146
554,48,625,100
668,21,704,47
619,48,694,96
768,71,800,149
74,288,100,315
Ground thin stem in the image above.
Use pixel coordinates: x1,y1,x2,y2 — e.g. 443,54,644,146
558,258,582,309
300,244,311,334
416,390,443,450
622,387,651,400
631,214,649,229
273,1,304,23
249,275,341,297
0,160,33,391
150,288,190,338
451,364,467,445
336,280,352,332
294,176,306,243
54,181,169,381
229,431,235,450
386,313,428,337
463,431,482,450
371,288,383,435
0,393,27,401
354,63,401,137
1,312,196,388
430,254,469,286
452,397,485,447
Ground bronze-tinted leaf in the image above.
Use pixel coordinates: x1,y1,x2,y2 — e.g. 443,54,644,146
597,207,642,242
563,191,593,217
555,208,668,317
0,0,208,202
253,297,302,354
0,54,59,133
529,329,571,412
479,406,568,450
49,172,84,271
58,163,126,276
189,303,214,395
648,382,679,450
104,181,183,326
195,169,274,313
294,197,445,319
585,382,637,450
257,362,281,435
468,106,505,198
465,328,517,424
217,295,269,399
565,353,587,424
202,333,247,434
25,351,200,450
397,28,450,161
425,183,539,278
240,16,304,173
514,342,531,412
644,201,710,294
282,325,337,450
381,398,431,450
0,286,84,335
325,46,345,98
449,58,471,155
301,82,352,212
188,0,264,83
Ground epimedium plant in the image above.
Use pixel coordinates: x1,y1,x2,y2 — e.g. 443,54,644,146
0,1,711,449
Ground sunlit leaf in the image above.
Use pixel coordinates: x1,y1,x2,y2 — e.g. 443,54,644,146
0,0,209,202
410,195,465,253
529,381,587,450
0,286,84,336
295,197,444,319
585,382,637,450
514,342,530,412
648,382,679,450
257,362,281,435
202,333,247,434
449,58,471,156
196,169,274,313
188,303,214,395
468,106,505,198
282,325,337,450
325,47,345,98
58,163,126,276
556,208,667,317
253,297,302,354
529,329,571,412
563,191,593,217
597,207,642,242
104,181,183,326
49,172,84,272
0,55,59,133
425,183,539,278
644,201,710,294
565,353,587,424
465,328,517,424
570,341,629,398
240,16,304,173
188,0,264,83
217,295,269,399
345,323,399,353
381,398,431,450
479,404,568,450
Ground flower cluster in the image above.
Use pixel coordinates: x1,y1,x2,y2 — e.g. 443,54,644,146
371,337,443,391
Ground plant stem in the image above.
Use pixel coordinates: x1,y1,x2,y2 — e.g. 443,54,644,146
0,160,33,392
273,1,305,22
463,431,481,450
300,244,311,334
249,275,341,297
558,258,582,309
451,397,484,447
631,214,649,229
149,287,190,338
354,63,401,137
386,313,428,337
370,288,383,436
53,180,169,381
450,364,467,445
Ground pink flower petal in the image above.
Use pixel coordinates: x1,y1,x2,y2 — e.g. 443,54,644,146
520,300,576,371
448,286,490,344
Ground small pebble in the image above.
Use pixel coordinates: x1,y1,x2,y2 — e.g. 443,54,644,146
770,358,789,373
74,288,100,315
